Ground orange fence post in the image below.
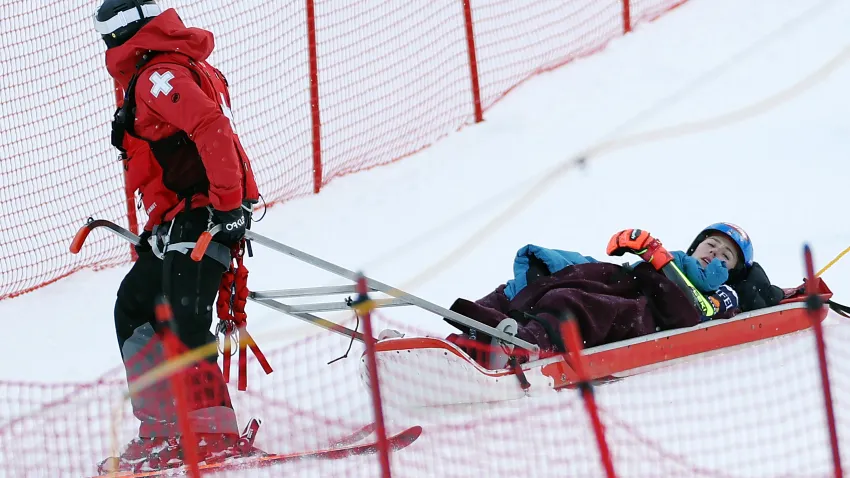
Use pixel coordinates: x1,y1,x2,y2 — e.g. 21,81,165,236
803,245,843,478
560,316,617,478
622,0,632,33
355,274,392,478
305,0,324,193
114,79,139,261
154,296,202,478
462,0,484,123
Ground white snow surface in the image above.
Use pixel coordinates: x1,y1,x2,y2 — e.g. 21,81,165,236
1,0,849,476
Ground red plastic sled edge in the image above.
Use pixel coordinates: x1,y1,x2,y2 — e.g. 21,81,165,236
374,279,833,390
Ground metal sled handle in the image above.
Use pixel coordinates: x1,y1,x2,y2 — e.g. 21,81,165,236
242,231,540,353
70,218,141,253
70,219,219,263
68,219,539,352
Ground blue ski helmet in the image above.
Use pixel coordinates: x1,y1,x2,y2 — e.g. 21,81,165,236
687,222,754,269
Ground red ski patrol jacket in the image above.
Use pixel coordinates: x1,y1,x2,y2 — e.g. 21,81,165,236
104,8,259,231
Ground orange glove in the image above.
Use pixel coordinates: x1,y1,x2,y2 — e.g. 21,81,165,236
607,229,673,270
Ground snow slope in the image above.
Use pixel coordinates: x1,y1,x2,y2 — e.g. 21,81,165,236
1,0,848,476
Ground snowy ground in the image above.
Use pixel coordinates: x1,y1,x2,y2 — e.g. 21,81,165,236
1,0,849,476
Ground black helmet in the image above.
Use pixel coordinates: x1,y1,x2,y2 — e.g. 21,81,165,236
94,0,162,48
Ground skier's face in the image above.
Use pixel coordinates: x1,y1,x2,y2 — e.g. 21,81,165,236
691,233,739,270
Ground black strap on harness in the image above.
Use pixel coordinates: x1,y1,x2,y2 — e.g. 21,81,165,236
112,51,159,154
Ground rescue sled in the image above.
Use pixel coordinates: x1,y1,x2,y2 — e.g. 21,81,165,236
367,285,833,407
70,219,836,409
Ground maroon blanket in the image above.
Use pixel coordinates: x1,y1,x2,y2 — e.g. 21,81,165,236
447,262,701,357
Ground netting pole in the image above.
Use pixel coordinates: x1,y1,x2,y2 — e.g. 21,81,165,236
803,245,843,478
154,296,201,478
305,0,324,194
560,315,617,478
622,0,632,34
355,273,392,478
115,79,139,261
461,0,483,123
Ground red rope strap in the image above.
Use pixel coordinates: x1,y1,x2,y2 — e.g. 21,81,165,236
216,243,273,391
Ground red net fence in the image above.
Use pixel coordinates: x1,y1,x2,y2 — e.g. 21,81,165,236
20,1,850,476
0,0,688,301
0,303,847,477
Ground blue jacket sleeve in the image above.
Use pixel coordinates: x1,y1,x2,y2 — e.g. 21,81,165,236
671,251,729,293
504,244,598,300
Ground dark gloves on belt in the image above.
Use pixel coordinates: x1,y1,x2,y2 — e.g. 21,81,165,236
213,207,246,246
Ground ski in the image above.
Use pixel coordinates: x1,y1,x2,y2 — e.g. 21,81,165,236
93,426,422,477
328,422,378,448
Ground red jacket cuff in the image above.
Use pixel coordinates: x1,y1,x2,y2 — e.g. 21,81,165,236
210,189,243,212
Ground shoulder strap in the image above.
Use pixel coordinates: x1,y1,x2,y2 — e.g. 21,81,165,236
111,51,161,150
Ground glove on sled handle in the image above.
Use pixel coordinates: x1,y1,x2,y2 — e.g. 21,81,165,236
191,224,223,262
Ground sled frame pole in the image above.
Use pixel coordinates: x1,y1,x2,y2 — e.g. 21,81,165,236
251,285,359,297
244,231,539,353
251,289,410,313
68,220,538,353
248,295,368,343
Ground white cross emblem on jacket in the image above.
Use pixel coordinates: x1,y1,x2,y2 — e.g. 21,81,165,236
150,71,174,98
220,92,237,133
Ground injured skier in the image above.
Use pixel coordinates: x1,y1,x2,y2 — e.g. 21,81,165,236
439,223,789,368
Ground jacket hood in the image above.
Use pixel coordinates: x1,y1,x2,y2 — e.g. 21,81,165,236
104,8,214,87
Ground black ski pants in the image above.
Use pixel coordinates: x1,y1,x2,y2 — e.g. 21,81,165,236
113,207,238,437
